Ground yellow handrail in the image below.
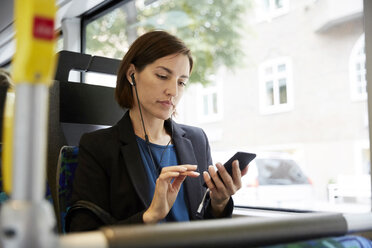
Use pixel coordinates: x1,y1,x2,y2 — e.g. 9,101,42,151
2,0,57,195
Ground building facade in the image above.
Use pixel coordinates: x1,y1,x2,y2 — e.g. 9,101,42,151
180,0,367,202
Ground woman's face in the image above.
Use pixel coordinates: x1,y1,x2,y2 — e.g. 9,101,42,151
132,53,190,120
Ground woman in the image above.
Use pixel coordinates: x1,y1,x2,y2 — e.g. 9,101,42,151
66,30,248,232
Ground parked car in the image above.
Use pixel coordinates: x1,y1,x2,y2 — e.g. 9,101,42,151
213,151,315,209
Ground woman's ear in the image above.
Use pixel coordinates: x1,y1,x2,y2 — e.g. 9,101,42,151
126,64,136,86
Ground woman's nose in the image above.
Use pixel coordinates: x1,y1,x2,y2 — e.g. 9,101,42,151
165,80,178,97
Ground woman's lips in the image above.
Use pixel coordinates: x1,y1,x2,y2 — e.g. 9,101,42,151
158,100,173,108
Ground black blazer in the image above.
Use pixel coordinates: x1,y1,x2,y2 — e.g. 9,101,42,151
67,111,233,232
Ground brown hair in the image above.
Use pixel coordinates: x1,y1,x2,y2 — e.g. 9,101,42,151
115,30,193,109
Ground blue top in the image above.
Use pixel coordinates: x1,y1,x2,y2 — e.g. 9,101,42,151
136,136,190,222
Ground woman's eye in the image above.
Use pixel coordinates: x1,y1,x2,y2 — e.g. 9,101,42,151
179,81,186,87
156,74,168,80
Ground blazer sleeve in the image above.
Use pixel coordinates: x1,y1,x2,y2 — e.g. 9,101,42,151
67,133,145,232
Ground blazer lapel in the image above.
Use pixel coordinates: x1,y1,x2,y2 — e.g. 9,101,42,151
117,112,151,208
170,120,204,219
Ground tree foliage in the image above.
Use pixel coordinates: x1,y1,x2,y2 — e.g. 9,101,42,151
85,0,251,84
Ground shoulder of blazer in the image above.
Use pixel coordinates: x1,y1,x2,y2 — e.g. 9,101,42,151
172,121,208,141
79,111,133,148
79,124,119,149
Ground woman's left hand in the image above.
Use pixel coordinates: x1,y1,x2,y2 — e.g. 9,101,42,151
203,160,249,217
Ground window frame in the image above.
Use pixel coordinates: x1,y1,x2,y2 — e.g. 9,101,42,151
80,0,128,85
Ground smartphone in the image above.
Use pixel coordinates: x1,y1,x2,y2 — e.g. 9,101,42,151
204,152,256,187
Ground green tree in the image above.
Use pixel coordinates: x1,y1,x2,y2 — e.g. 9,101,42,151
85,7,130,59
85,0,251,85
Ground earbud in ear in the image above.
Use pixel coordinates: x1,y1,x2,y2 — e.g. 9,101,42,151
130,73,136,86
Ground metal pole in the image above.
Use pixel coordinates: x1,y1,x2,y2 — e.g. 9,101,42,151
0,0,58,247
12,84,49,201
0,83,56,248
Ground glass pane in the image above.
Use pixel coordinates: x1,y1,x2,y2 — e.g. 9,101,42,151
277,64,286,72
85,72,116,88
85,6,130,59
359,47,364,55
266,81,274,106
358,85,364,94
362,149,371,174
275,0,284,9
212,92,218,114
356,63,361,71
84,0,369,213
278,78,287,104
203,95,209,116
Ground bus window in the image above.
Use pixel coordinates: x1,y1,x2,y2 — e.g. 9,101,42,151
80,0,368,214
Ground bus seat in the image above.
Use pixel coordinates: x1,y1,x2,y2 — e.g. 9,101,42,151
264,235,372,248
0,153,8,204
47,50,124,232
55,145,79,233
0,146,6,204
0,72,11,204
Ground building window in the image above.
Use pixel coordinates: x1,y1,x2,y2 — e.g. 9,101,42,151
196,81,223,123
259,57,293,114
350,34,366,101
203,92,218,116
255,0,290,21
354,140,370,175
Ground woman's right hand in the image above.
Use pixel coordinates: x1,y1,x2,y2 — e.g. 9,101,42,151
143,164,199,223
